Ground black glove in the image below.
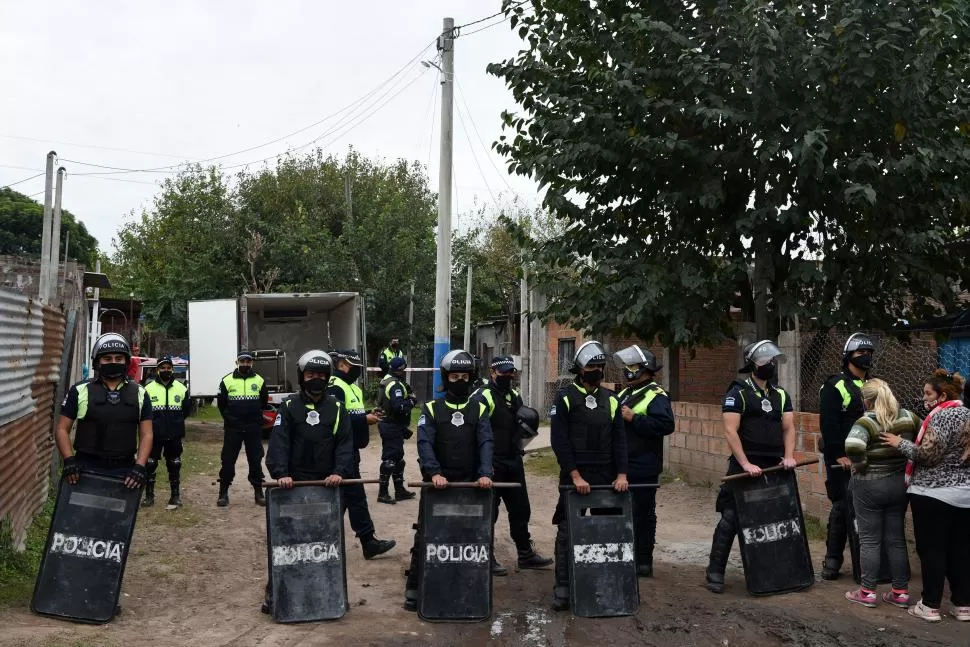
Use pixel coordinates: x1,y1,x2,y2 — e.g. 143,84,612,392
62,456,80,480
403,429,414,440
127,463,148,487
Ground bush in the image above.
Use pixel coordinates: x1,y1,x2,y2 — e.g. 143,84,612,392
0,483,56,607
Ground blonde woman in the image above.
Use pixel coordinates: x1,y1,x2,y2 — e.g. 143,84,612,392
843,379,918,609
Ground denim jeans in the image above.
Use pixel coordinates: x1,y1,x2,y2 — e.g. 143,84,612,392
850,472,910,590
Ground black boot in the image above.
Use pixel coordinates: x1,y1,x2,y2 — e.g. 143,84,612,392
168,481,182,508
217,484,229,507
143,481,155,508
361,535,396,559
637,553,654,578
706,508,736,594
254,485,266,507
822,500,847,580
492,555,509,576
378,474,395,505
261,581,273,615
551,523,570,611
517,541,553,569
393,475,416,501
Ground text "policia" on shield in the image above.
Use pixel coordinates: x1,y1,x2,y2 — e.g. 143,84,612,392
573,542,635,564
741,519,802,545
49,532,124,563
425,543,489,564
272,542,341,566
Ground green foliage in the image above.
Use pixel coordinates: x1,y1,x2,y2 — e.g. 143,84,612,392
111,150,438,350
0,485,55,608
0,188,100,267
488,0,970,346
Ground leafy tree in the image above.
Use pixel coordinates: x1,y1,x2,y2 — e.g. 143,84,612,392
0,188,99,267
488,0,970,347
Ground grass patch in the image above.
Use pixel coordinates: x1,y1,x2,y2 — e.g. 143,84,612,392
188,402,222,423
659,471,680,484
524,449,561,478
803,513,826,541
0,485,56,608
180,427,225,478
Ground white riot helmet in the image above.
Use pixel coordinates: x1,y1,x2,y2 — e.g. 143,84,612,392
741,340,786,373
571,341,608,373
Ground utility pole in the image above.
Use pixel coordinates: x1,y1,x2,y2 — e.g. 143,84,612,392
463,265,473,351
432,16,455,392
520,263,529,402
38,151,56,303
48,167,66,303
408,280,415,355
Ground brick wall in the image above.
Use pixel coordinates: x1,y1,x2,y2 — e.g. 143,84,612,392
667,402,832,519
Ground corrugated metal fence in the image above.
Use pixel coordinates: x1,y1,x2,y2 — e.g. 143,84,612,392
0,289,65,549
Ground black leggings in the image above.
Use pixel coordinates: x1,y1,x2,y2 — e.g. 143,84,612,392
910,494,970,608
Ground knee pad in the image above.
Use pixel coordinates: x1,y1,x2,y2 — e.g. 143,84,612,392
381,459,397,471
146,458,158,474
717,507,737,532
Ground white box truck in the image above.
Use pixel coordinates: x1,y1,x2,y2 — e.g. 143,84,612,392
188,292,364,428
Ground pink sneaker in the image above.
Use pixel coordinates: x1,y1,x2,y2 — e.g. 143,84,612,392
845,589,878,608
908,600,942,622
952,606,970,621
882,591,911,608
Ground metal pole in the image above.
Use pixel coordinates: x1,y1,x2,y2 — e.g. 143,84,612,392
48,167,65,302
432,16,455,392
62,229,70,293
38,151,56,303
463,265,473,351
408,279,415,354
520,263,529,400
89,259,101,363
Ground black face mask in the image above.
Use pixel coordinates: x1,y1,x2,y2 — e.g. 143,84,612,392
158,371,174,382
304,378,328,395
495,375,514,391
582,369,604,386
754,364,776,381
390,342,399,350
345,366,362,382
238,365,253,377
447,380,471,399
849,354,873,371
99,362,127,379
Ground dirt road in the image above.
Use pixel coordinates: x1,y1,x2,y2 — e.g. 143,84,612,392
1,424,964,646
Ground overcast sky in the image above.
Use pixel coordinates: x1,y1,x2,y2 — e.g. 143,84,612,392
0,0,539,252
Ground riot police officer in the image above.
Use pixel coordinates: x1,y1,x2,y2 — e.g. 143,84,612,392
614,345,675,578
143,356,190,508
261,349,353,615
376,356,418,504
474,355,552,575
217,350,269,507
403,349,494,612
328,349,396,559
705,340,797,593
819,332,875,580
378,337,405,377
549,341,629,611
55,333,153,489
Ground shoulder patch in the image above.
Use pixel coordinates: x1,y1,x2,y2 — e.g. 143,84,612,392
273,413,282,427
549,404,557,417
417,414,426,427
724,396,736,407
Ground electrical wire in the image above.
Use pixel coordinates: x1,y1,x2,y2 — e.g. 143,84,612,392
416,67,440,158
455,97,497,205
0,134,193,160
0,172,45,189
453,0,531,34
455,79,514,193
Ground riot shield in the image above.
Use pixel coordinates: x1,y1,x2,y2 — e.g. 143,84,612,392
31,472,142,623
566,488,639,618
732,469,814,596
266,485,347,622
418,487,493,622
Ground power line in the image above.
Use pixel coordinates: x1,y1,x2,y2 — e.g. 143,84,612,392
0,172,45,189
453,0,531,34
0,134,194,160
455,96,497,205
427,71,440,171
455,78,514,193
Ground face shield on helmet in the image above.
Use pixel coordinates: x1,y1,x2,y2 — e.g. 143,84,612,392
844,333,875,356
741,340,785,382
572,341,608,372
515,406,541,450
614,344,661,382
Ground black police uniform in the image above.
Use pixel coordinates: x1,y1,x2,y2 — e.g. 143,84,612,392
376,373,417,499
217,369,269,492
549,380,627,609
403,393,494,611
706,377,792,587
617,381,675,574
61,377,153,476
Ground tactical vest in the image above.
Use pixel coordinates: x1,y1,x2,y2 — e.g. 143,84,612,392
428,398,482,481
563,384,615,466
731,379,787,458
284,393,342,480
145,379,188,440
820,373,866,450
378,376,412,425
479,384,520,457
222,373,265,431
618,382,665,458
329,376,366,415
74,380,143,460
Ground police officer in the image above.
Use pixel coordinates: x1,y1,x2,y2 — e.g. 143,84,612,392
55,333,153,489
705,340,797,593
549,341,629,611
217,350,269,507
819,332,875,580
328,349,396,559
474,356,552,576
143,356,190,508
376,356,418,504
613,345,675,578
261,349,353,615
403,349,494,612
378,337,405,377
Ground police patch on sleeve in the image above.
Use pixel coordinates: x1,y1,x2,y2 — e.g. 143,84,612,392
417,414,426,426
273,414,282,427
549,405,557,417
724,397,736,407
393,389,403,397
